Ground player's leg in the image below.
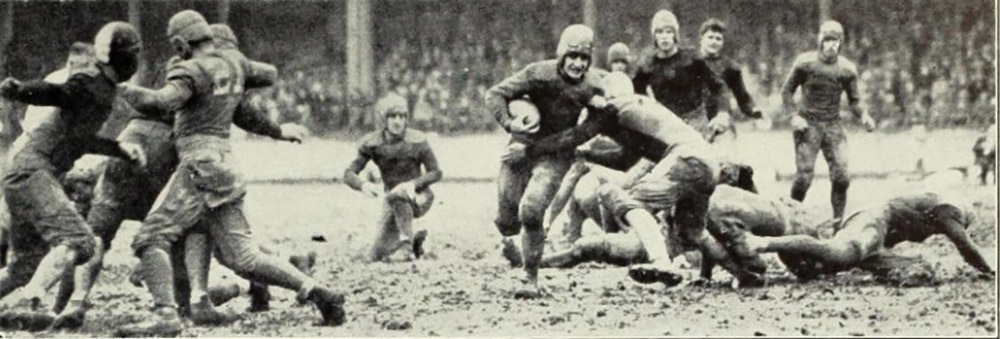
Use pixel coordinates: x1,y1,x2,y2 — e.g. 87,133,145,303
0,221,47,302
496,159,531,267
540,232,646,268
370,198,403,262
119,168,212,337
207,202,345,326
514,157,572,298
0,198,10,268
181,226,241,326
409,190,435,258
821,122,850,219
1,171,95,315
791,124,822,202
740,212,884,275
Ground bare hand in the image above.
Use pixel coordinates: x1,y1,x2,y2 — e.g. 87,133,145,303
361,182,382,198
861,114,876,132
589,95,608,109
118,142,147,167
0,77,21,98
501,142,528,163
790,115,808,132
279,123,309,143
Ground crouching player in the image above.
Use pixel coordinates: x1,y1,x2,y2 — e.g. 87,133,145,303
726,192,995,284
344,93,442,262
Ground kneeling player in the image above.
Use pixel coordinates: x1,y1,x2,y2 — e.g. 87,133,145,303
727,192,995,284
344,94,442,262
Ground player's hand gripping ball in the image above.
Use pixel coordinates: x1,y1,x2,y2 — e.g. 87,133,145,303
508,99,541,135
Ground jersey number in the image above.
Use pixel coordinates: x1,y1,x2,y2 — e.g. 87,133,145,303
212,59,245,96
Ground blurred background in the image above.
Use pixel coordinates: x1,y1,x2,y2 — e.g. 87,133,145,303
0,0,995,146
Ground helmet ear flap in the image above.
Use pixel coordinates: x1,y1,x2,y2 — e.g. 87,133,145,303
169,35,190,56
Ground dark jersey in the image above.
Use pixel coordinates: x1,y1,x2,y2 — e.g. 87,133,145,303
633,48,724,120
487,59,605,145
782,51,862,122
702,53,757,117
344,129,442,191
4,70,129,176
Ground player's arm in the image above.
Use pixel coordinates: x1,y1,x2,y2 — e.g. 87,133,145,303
232,96,283,140
81,136,139,160
524,105,615,157
722,62,759,118
696,58,725,120
342,143,374,192
620,158,655,190
632,62,651,95
119,61,209,117
413,141,443,190
841,66,866,120
781,60,807,118
245,60,278,89
578,144,642,172
938,218,994,274
0,75,85,108
486,64,538,132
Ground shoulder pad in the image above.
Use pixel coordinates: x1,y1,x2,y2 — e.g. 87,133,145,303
403,129,428,143
837,57,858,74
360,131,383,148
793,52,819,67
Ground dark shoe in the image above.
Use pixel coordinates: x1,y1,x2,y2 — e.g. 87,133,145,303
512,280,544,300
628,262,684,287
189,295,240,326
0,297,53,332
207,282,243,307
304,286,346,326
50,300,88,330
113,306,184,337
412,230,428,259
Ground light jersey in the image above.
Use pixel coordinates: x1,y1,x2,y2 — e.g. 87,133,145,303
608,94,713,160
166,51,249,140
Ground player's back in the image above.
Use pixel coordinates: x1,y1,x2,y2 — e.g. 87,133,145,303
609,94,707,158
169,52,247,140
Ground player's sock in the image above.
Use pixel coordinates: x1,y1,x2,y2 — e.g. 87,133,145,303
501,236,523,267
184,233,212,303
140,248,178,309
21,246,78,301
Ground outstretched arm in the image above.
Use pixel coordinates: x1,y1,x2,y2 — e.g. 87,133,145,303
937,209,994,274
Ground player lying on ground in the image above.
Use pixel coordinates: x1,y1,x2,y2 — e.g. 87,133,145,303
488,24,606,299
0,22,146,326
503,72,759,288
539,158,830,287
344,93,442,262
720,192,995,284
116,10,343,337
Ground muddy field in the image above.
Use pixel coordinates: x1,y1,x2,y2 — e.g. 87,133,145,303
1,129,997,337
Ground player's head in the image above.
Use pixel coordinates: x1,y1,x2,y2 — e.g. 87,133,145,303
818,20,844,60
650,10,679,52
606,43,631,73
377,93,409,137
556,24,594,82
718,160,757,193
66,42,96,76
210,23,238,50
699,18,726,57
600,71,633,99
167,10,213,59
93,21,141,83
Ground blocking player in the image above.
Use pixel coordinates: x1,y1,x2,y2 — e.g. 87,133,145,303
783,20,876,219
488,24,606,299
725,192,995,284
47,22,309,330
0,22,145,322
343,93,442,262
607,43,632,74
504,72,756,288
115,11,343,336
633,10,725,139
